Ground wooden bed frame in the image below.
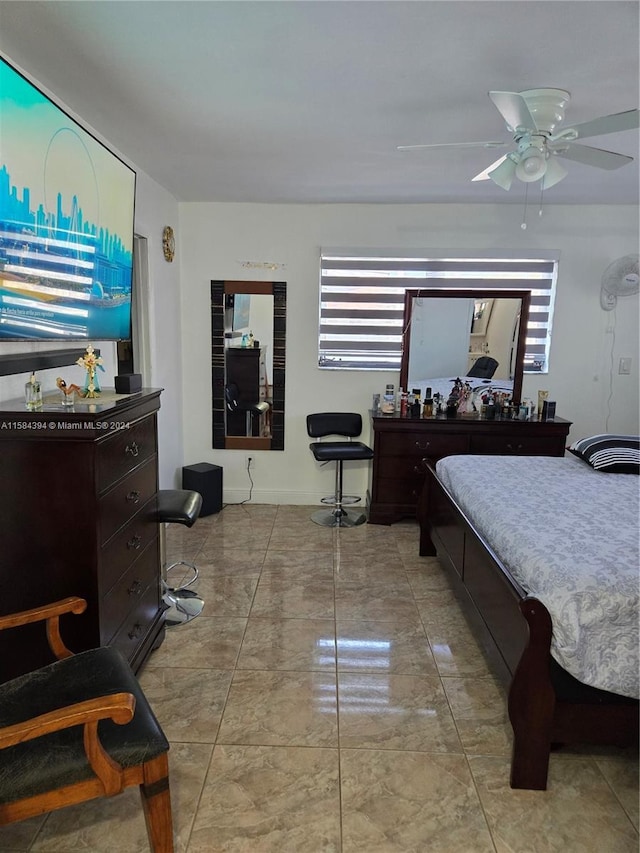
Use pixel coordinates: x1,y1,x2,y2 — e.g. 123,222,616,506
419,461,639,790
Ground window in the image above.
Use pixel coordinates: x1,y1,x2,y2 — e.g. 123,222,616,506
319,251,558,373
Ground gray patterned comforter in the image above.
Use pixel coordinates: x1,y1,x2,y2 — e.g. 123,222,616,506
435,454,639,699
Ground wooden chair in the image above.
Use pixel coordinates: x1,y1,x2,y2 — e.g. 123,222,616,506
0,597,173,852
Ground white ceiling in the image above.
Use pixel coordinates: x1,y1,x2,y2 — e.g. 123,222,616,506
1,1,638,205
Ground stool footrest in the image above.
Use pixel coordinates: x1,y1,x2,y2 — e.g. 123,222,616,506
165,561,198,592
321,494,361,506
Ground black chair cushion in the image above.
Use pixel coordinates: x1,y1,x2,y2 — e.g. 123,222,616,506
157,489,202,526
310,441,374,463
307,412,363,439
0,647,168,804
467,356,499,379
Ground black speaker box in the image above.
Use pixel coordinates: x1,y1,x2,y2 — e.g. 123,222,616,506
182,463,223,516
115,373,142,394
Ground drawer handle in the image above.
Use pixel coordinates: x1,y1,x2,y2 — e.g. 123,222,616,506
506,443,524,452
128,580,143,596
125,441,140,458
127,534,142,550
128,622,143,640
126,490,141,504
415,440,431,451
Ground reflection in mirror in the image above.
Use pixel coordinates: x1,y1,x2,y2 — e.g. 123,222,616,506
224,293,273,438
211,280,286,450
400,289,530,405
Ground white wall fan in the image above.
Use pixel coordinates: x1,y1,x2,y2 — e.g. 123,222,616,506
600,254,640,311
398,89,639,191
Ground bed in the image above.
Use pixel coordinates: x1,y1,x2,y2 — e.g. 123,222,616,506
419,442,639,789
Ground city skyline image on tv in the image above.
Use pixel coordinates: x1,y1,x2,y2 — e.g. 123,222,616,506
0,56,136,341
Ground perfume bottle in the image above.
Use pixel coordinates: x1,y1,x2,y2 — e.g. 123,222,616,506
25,372,42,410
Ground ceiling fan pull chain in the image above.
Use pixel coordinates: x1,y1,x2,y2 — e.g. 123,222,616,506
538,184,545,218
521,183,529,230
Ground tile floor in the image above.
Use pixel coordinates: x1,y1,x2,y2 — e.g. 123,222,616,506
1,503,638,852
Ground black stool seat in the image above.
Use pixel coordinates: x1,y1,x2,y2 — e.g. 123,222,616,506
157,489,202,527
310,441,374,463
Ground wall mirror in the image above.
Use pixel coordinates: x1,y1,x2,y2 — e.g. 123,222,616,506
211,280,286,450
400,289,530,405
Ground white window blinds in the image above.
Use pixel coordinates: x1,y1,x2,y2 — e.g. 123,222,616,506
319,252,557,373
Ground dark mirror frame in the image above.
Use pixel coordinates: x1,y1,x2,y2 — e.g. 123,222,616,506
211,280,286,450
400,288,530,405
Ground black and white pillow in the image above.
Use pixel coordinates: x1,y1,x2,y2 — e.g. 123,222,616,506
569,434,640,474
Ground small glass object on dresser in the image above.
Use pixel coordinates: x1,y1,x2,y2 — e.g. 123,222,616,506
24,372,42,410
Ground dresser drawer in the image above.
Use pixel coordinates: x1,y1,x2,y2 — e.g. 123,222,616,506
379,431,469,458
375,477,424,506
106,581,161,663
96,416,157,493
99,458,157,545
469,434,564,456
375,454,429,481
100,498,158,595
102,540,159,637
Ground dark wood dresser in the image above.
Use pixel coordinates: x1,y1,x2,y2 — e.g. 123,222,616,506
368,412,572,525
0,389,165,681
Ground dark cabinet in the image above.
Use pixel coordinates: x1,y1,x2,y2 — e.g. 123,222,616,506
225,347,268,436
368,413,572,525
0,389,165,681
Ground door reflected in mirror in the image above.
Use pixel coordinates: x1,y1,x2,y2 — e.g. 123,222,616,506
211,281,286,450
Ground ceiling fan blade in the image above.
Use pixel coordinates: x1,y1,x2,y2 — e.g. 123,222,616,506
472,155,517,189
542,157,568,189
471,154,509,182
487,157,516,190
397,141,506,151
555,143,633,170
489,91,537,131
561,108,639,141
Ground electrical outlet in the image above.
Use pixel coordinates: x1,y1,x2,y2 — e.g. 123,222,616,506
245,455,255,470
619,357,632,375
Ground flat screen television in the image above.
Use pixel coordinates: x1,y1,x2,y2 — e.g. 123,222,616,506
0,56,136,341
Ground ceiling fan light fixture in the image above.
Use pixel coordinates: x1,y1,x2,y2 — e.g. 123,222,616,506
515,146,547,182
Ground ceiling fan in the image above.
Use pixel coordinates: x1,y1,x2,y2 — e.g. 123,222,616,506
398,89,640,191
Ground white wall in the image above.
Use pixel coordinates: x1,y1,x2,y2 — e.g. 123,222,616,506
179,202,639,505
132,171,183,489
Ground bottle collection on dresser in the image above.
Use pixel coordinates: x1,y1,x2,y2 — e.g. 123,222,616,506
373,383,540,422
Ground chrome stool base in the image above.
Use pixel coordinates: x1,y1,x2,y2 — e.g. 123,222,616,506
162,588,205,627
310,507,367,528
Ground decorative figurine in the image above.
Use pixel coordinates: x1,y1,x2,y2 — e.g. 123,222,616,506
76,344,105,398
56,377,83,406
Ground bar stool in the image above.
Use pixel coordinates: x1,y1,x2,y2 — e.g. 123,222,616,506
157,489,205,626
307,412,374,527
225,382,270,437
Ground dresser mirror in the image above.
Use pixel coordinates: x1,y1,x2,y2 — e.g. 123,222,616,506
400,289,530,405
211,280,286,450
